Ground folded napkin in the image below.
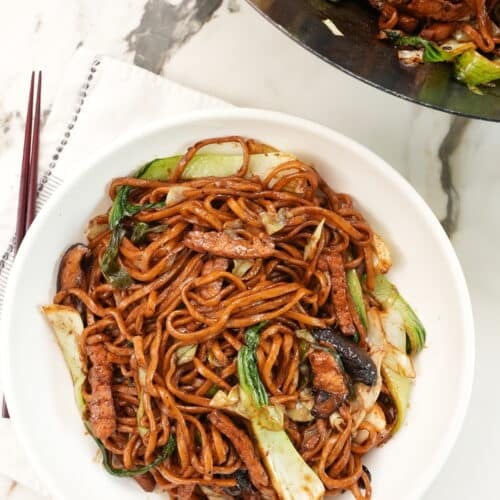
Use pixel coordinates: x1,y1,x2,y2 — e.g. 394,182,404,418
0,47,230,498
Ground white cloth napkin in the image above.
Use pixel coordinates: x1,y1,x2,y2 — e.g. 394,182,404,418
0,47,230,497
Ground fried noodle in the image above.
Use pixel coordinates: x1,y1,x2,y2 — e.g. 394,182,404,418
53,136,401,500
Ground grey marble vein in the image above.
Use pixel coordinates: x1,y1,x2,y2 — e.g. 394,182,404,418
438,116,469,237
125,0,223,75
41,108,51,128
0,110,20,153
1,111,13,135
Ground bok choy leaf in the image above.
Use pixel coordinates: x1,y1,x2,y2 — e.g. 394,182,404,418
100,226,132,289
237,322,269,407
370,274,426,355
454,49,500,88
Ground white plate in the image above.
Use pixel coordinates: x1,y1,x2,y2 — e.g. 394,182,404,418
0,109,474,500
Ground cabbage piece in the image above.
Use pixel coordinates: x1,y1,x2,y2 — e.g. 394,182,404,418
232,259,253,278
364,403,387,433
41,305,86,414
166,185,188,207
251,420,324,500
380,307,406,352
346,268,367,329
455,49,500,88
176,344,197,365
372,233,392,274
384,347,416,379
285,389,314,423
303,219,325,261
355,307,414,435
371,274,426,354
259,208,289,235
295,328,316,344
210,386,283,431
381,365,412,434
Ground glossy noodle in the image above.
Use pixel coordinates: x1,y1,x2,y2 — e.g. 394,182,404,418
44,136,425,499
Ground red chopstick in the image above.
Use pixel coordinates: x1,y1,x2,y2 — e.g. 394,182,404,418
2,71,42,419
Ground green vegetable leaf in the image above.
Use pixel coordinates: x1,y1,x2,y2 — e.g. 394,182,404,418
347,268,368,329
384,31,453,63
138,152,295,182
92,430,176,477
108,187,130,230
237,322,269,407
454,49,500,87
135,156,182,180
109,186,165,230
105,185,166,288
100,226,132,289
42,305,86,415
370,274,426,355
206,384,219,398
131,222,168,243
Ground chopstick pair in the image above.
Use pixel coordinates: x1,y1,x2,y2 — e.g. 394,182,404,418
16,71,42,249
2,71,42,419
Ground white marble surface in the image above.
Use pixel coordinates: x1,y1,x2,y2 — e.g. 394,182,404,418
0,1,498,499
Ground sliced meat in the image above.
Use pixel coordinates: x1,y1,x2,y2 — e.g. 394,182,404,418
184,231,274,259
133,472,156,492
313,390,342,418
397,13,419,33
312,327,377,386
326,252,356,336
308,350,349,418
309,350,348,396
301,420,324,454
242,493,262,500
369,0,472,22
199,257,229,299
420,22,457,41
175,484,196,499
87,344,116,440
395,0,472,22
208,411,269,491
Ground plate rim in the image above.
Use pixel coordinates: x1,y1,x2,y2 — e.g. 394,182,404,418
0,107,475,500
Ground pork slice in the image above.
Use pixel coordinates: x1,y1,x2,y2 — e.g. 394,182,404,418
184,231,274,259
308,350,348,418
326,252,356,336
87,344,116,440
208,411,269,491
